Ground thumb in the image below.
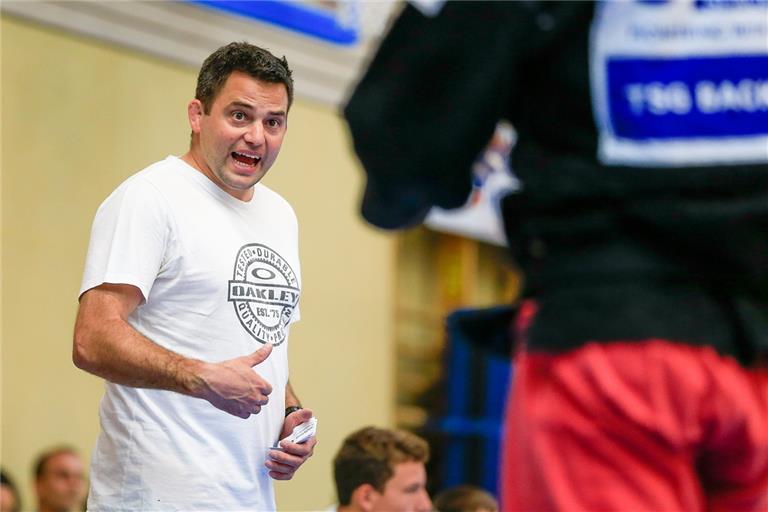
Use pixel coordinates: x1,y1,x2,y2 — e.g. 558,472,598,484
290,408,313,423
284,408,314,436
247,342,273,367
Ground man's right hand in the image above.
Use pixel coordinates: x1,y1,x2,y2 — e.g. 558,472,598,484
195,343,274,419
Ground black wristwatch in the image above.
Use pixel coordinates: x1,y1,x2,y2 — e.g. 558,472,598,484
284,405,303,417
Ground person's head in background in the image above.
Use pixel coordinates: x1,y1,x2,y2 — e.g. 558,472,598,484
334,426,432,512
433,485,499,512
1,468,21,512
34,447,86,512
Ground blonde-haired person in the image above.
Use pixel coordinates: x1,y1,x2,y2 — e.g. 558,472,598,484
332,426,432,512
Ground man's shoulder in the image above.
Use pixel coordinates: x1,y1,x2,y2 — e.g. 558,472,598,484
97,157,186,213
254,183,297,217
112,156,191,198
130,155,187,185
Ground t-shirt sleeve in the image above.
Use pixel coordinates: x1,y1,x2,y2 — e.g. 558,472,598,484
79,177,171,302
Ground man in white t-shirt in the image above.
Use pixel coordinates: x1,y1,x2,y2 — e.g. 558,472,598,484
73,42,316,511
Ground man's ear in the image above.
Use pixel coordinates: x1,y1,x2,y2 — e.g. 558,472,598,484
351,483,379,512
187,99,204,134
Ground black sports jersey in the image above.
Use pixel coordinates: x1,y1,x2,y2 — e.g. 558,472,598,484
344,1,768,364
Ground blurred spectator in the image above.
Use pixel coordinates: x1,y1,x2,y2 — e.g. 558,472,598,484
433,485,498,512
345,1,768,510
1,468,21,512
33,447,86,512
333,426,432,512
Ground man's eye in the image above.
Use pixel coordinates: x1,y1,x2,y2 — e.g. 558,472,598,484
267,119,281,128
233,112,246,121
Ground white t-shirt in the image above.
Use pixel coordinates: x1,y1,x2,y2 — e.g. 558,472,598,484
80,156,301,511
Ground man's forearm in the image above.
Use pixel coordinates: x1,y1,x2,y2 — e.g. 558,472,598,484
73,285,206,397
73,284,275,419
74,312,205,396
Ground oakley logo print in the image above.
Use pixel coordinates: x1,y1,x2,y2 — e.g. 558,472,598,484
228,243,299,346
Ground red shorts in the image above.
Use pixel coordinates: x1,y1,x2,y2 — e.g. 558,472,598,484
501,303,768,512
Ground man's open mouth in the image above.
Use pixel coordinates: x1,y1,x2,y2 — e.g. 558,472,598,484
232,152,261,166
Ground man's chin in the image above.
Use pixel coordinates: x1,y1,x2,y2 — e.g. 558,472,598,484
228,168,266,185
231,177,261,190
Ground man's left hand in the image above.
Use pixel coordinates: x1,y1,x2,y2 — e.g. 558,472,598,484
266,408,317,480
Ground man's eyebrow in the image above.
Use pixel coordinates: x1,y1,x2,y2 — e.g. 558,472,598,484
228,101,286,117
229,101,254,110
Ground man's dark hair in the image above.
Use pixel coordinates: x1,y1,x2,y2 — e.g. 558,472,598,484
195,41,294,114
333,426,429,506
33,446,79,480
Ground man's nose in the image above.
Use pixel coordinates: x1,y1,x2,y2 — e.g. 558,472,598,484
66,473,83,485
418,491,432,512
244,121,265,146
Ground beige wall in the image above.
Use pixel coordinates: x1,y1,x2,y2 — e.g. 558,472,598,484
1,16,395,511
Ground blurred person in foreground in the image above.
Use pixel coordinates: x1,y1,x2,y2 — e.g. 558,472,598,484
332,426,432,512
73,42,315,510
33,447,86,512
1,468,21,512
433,485,498,512
344,1,768,510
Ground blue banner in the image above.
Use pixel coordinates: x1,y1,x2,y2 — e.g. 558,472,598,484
189,1,358,46
695,0,768,9
607,55,768,140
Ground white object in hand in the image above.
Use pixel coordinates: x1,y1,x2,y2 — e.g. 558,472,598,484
273,417,317,449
